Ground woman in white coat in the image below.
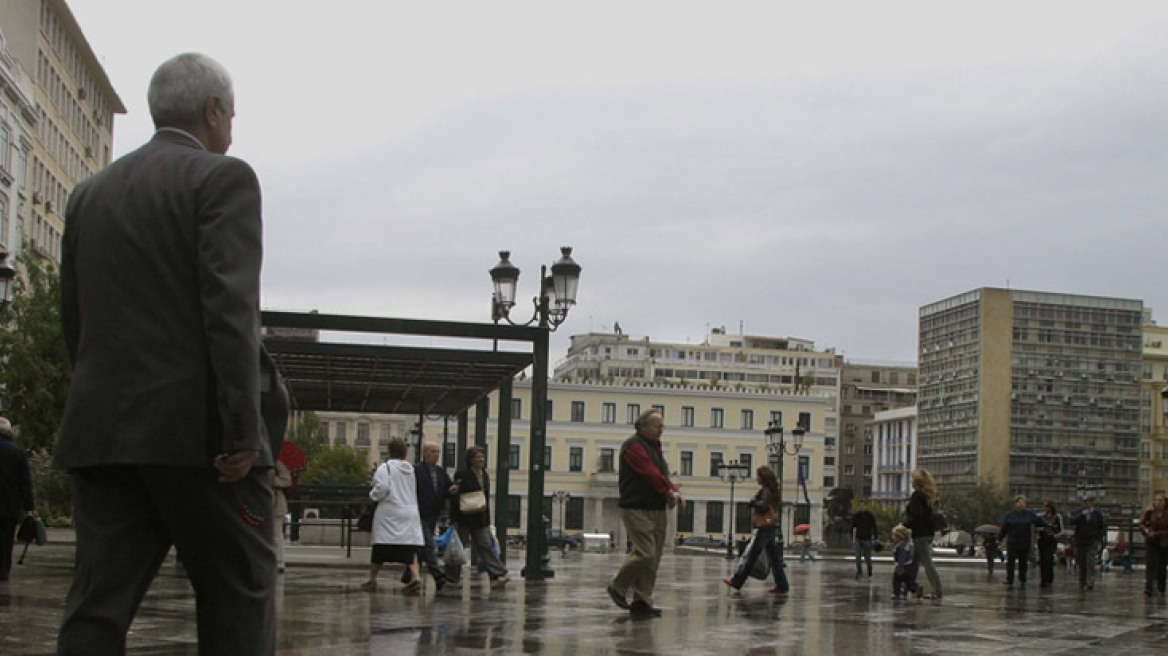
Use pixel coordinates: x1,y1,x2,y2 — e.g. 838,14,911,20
361,438,424,591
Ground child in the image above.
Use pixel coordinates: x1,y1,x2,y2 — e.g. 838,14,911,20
892,524,919,599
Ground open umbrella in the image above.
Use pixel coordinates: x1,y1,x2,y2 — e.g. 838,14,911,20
279,441,307,472
973,524,1000,535
793,524,811,534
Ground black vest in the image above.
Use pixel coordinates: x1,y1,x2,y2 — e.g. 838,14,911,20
618,434,671,510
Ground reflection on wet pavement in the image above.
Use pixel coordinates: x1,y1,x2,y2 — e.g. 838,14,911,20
3,544,1167,655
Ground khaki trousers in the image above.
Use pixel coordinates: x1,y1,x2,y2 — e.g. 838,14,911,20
612,508,667,605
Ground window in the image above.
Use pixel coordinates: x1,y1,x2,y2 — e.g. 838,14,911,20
863,465,872,478
546,399,554,421
846,444,855,455
566,497,585,530
706,501,724,533
571,401,585,422
823,476,835,488
509,445,521,470
735,502,752,535
798,412,812,431
769,410,783,427
443,442,456,468
1142,442,1153,459
710,452,724,477
507,495,522,528
677,502,695,532
680,450,693,476
570,446,583,472
600,448,615,473
627,403,641,424
864,443,873,456
871,371,881,383
740,409,754,430
334,422,347,445
824,437,835,448
711,408,725,429
798,455,810,485
824,457,835,466
379,423,391,446
739,453,752,471
544,446,553,469
844,464,855,475
511,398,522,420
321,421,329,441
652,404,666,422
681,406,695,427
602,402,616,424
356,422,370,447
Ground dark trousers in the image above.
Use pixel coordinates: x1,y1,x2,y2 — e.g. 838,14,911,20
0,516,16,580
1038,539,1057,585
854,539,874,575
1006,544,1030,584
893,567,918,596
58,466,276,656
730,526,788,591
405,517,445,584
1146,543,1168,593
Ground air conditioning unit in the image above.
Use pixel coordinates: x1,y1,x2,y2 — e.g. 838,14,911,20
78,87,87,100
44,201,53,213
32,191,43,204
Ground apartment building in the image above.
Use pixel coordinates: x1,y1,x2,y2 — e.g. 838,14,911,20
0,0,123,263
918,288,1142,514
0,26,34,255
1140,318,1168,506
838,361,917,499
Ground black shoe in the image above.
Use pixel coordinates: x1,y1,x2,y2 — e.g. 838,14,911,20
435,578,446,594
607,584,630,609
629,600,662,618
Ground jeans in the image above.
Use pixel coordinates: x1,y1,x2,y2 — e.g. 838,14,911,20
730,526,788,591
913,535,941,595
448,525,507,581
854,539,873,575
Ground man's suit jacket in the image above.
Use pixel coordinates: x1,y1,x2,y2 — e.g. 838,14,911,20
56,130,271,469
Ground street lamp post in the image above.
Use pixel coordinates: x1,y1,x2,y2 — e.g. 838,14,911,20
554,489,571,534
764,421,805,559
490,247,581,581
0,251,15,310
718,460,751,559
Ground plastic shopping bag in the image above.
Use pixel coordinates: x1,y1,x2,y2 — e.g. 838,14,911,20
737,534,770,580
445,529,467,567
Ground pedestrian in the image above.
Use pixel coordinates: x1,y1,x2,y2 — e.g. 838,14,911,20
799,533,818,562
851,499,877,579
409,442,457,592
1139,492,1168,597
722,466,788,594
271,459,292,573
448,446,510,587
982,534,1000,574
55,53,287,656
890,524,919,599
606,410,686,619
999,495,1045,587
904,468,942,599
1069,495,1106,590
362,438,424,591
0,417,35,582
1036,500,1062,587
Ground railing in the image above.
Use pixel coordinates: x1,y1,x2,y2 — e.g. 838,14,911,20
287,485,370,558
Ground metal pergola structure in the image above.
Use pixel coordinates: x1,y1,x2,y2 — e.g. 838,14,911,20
261,310,545,573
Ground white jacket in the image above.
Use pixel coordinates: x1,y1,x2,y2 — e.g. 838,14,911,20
369,460,424,546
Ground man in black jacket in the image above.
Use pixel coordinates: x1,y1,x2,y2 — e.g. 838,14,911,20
999,495,1045,586
851,499,878,578
410,442,456,591
0,417,35,581
1071,496,1107,590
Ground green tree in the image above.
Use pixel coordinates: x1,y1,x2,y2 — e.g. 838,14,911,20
298,445,371,485
29,449,73,523
287,411,328,463
0,252,71,451
939,482,1012,532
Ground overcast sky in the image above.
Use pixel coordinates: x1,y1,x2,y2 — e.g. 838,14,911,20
67,1,1168,364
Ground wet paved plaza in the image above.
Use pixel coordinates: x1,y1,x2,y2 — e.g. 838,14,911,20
3,540,1168,655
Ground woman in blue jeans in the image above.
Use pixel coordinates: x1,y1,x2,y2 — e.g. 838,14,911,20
723,466,789,593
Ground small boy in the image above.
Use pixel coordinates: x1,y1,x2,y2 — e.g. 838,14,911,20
892,524,919,599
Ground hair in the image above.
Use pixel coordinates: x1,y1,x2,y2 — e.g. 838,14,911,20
422,441,441,452
911,468,937,505
756,466,779,495
0,417,11,438
1155,493,1167,506
464,445,486,469
1014,495,1027,504
387,437,408,459
634,409,662,431
148,53,233,129
1044,500,1058,514
892,524,912,542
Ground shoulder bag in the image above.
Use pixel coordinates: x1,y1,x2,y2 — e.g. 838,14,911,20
459,489,487,514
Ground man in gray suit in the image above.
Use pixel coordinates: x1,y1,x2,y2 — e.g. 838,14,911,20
56,53,281,655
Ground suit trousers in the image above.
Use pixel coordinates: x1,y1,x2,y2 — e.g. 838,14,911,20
1006,544,1030,584
612,508,667,605
0,516,16,580
1077,540,1099,588
58,465,276,656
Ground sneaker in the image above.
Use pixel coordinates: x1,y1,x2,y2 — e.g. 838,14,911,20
629,600,662,618
434,578,446,594
490,575,511,588
607,584,630,609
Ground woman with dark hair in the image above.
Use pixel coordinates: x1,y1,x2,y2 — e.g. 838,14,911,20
722,466,789,593
361,438,423,591
1037,500,1063,587
1140,493,1168,597
905,468,942,599
448,446,510,586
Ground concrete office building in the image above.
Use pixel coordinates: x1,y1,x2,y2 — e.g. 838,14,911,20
0,0,123,263
838,361,917,499
918,288,1142,513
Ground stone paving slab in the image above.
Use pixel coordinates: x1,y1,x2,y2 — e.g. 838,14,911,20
2,541,1165,655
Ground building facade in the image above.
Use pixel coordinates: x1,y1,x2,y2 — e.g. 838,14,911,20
838,361,917,499
869,406,917,508
1140,318,1168,506
918,288,1142,514
0,26,35,257
0,0,123,264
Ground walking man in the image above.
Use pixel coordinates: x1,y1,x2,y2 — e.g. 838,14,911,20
607,410,685,618
411,442,456,591
0,417,35,581
56,53,285,655
1070,495,1106,591
851,499,877,578
999,495,1044,587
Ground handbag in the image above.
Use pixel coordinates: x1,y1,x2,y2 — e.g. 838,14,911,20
459,490,487,514
753,505,778,529
357,502,376,532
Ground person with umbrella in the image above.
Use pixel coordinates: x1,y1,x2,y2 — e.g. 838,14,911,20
0,417,35,581
999,496,1046,587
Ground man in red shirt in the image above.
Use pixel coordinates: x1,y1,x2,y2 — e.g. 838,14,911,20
607,410,685,618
